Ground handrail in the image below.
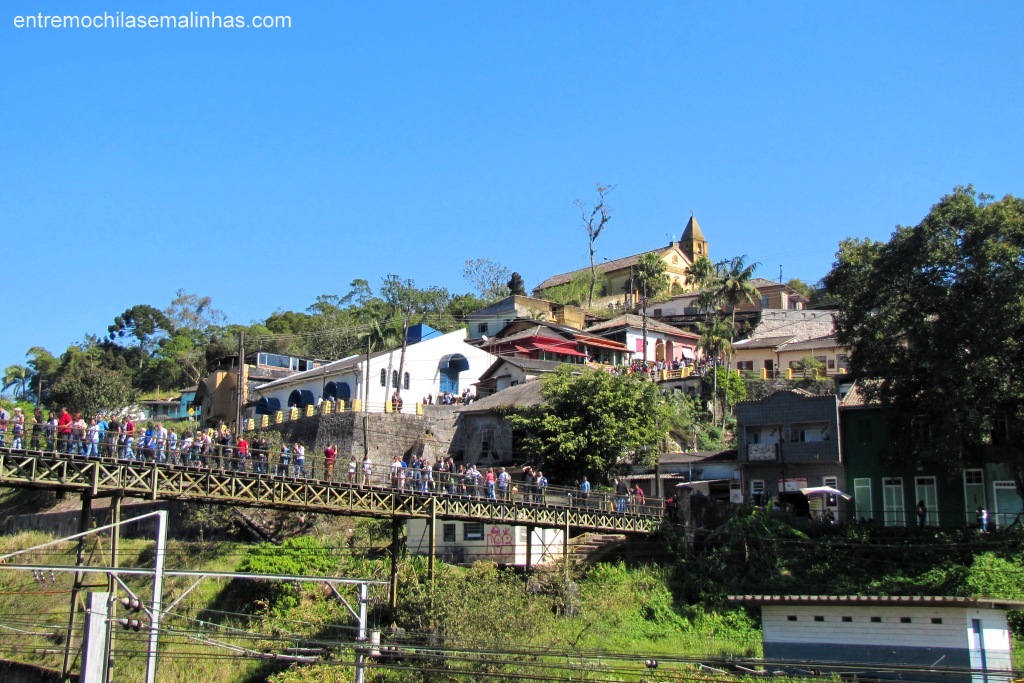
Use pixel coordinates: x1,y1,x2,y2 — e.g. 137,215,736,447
0,444,663,533
0,429,665,517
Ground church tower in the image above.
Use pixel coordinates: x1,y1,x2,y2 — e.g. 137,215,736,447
679,213,709,263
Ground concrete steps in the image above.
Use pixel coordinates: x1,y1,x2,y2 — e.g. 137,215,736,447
569,532,627,562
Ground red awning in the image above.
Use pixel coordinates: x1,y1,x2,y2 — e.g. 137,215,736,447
531,341,588,357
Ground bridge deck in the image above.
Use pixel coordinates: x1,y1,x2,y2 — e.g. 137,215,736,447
0,449,661,534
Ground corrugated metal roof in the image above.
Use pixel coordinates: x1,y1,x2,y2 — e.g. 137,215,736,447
728,595,1024,609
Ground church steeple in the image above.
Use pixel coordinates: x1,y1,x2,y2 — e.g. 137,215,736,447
680,212,708,262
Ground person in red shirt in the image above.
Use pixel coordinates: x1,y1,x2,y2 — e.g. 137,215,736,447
57,407,73,453
236,435,249,473
323,444,337,481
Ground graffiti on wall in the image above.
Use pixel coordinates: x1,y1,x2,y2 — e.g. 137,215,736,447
485,525,514,559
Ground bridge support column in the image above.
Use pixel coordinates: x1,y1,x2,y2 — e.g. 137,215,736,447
62,493,93,680
525,525,533,572
389,519,400,611
427,498,436,585
563,513,570,578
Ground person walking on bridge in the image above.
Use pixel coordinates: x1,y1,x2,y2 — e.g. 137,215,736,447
324,443,337,481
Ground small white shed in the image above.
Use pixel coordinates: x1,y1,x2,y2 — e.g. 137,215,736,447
730,595,1023,683
406,519,564,567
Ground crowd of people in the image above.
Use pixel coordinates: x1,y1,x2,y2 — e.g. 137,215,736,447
0,406,660,514
420,389,476,406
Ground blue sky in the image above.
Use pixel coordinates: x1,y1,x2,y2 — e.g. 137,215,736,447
2,2,1022,373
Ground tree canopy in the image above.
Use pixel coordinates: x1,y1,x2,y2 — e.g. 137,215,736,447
824,186,1024,488
508,365,669,483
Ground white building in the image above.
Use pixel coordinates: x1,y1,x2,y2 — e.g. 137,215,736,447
252,326,496,414
406,519,564,566
732,595,1023,683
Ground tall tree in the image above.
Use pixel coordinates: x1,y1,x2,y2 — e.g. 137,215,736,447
575,183,615,308
108,304,175,367
164,289,226,331
696,319,734,427
463,258,511,302
688,255,718,290
26,346,59,404
49,346,137,416
824,186,1024,494
380,275,450,400
508,365,669,483
716,255,760,342
507,272,527,297
634,252,670,365
2,365,32,400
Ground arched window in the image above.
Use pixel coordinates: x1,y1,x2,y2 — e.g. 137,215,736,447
392,370,399,390
404,372,410,390
380,369,386,387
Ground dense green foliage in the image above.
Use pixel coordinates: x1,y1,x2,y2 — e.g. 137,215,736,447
508,365,672,482
8,270,506,413
824,186,1024,487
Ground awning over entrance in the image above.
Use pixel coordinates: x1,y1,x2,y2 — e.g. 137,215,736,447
256,397,281,415
439,354,470,372
681,347,695,359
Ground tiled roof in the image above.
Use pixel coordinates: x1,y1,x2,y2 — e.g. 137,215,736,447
839,380,881,408
659,450,737,465
476,358,566,382
778,335,841,352
482,326,570,346
534,243,686,291
748,310,837,343
457,379,546,413
732,335,795,350
586,314,699,339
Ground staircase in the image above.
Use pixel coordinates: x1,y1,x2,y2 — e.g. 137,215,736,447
569,532,626,563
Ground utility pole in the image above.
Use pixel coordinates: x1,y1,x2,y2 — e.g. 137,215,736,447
235,331,245,432
364,335,371,412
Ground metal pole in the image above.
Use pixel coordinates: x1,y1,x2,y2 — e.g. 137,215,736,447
427,498,436,585
62,493,93,678
354,581,368,683
104,495,122,683
364,336,371,412
389,520,400,611
235,331,245,432
145,510,168,683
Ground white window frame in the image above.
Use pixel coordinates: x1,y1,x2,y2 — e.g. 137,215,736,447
992,481,1021,529
882,477,906,527
750,479,766,496
854,477,873,521
915,476,939,527
963,468,985,526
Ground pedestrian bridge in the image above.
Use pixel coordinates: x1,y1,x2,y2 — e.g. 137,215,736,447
0,448,661,535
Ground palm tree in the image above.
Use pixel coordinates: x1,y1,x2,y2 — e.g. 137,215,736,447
695,288,723,322
696,320,733,426
634,253,670,365
715,256,759,422
2,364,32,400
716,255,760,340
687,255,717,290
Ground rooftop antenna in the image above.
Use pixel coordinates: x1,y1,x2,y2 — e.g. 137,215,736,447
779,265,783,284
